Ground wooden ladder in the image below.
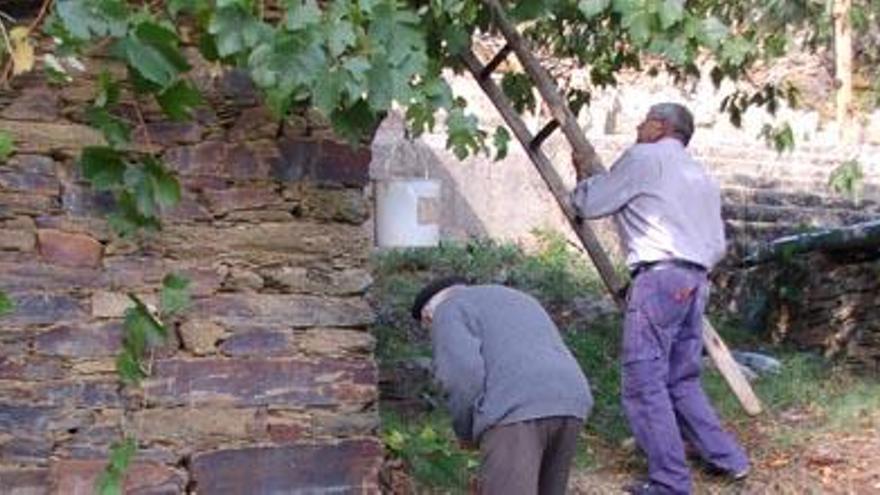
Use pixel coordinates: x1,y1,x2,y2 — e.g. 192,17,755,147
461,0,762,415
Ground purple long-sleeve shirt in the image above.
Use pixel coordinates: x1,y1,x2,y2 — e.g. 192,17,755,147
571,138,726,270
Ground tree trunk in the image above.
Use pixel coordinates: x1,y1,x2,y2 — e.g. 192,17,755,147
834,0,854,144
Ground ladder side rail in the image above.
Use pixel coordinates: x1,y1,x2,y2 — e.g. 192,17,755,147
482,0,605,175
461,50,626,300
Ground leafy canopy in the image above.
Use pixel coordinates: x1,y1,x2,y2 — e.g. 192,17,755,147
43,0,811,161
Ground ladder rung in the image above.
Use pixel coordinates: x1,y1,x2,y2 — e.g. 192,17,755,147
530,119,559,149
479,44,513,80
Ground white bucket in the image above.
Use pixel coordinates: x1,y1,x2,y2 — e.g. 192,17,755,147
375,179,441,247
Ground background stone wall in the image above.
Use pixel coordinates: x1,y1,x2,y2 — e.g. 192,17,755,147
731,251,880,372
0,63,381,492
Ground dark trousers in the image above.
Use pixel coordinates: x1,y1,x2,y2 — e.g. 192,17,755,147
479,416,582,495
622,267,749,494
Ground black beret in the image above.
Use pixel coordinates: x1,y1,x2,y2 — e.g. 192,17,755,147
410,276,469,320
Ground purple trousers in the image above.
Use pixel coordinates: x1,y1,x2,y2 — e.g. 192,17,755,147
622,266,749,495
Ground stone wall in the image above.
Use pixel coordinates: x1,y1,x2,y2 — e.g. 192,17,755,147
730,251,880,372
0,64,381,491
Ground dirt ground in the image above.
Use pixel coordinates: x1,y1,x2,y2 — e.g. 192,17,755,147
380,405,880,494
569,406,880,495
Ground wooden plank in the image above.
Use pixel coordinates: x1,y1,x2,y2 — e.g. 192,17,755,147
703,321,763,415
480,44,513,80
530,119,559,150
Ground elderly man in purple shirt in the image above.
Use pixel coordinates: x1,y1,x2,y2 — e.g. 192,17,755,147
571,102,749,495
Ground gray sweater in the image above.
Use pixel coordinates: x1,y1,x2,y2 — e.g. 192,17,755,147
430,285,593,442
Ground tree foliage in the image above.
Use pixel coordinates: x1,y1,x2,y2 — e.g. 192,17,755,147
39,0,808,146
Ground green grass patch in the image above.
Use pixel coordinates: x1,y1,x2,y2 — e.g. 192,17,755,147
381,408,478,492
704,348,880,440
565,315,629,445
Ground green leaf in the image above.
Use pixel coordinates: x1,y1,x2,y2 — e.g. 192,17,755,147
500,72,536,114
365,53,393,111
167,0,211,16
493,126,511,161
341,56,370,99
134,22,188,67
127,296,167,345
366,1,426,105
161,273,191,317
248,30,326,93
442,24,470,56
326,19,357,58
108,191,161,237
313,67,344,115
264,87,295,118
123,166,157,219
578,0,611,19
55,0,129,40
720,36,754,67
657,0,684,29
511,0,550,20
115,349,144,385
648,37,688,65
95,71,120,108
0,291,15,317
828,159,864,203
86,107,131,148
384,429,407,452
209,5,271,57
156,80,203,121
330,99,377,144
120,37,177,89
759,122,794,154
139,156,181,210
286,0,322,31
405,102,435,137
0,131,14,162
80,146,126,190
624,11,653,45
95,469,122,495
700,17,729,50
446,108,484,160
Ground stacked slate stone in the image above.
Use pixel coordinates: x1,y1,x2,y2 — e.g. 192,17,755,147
0,56,382,492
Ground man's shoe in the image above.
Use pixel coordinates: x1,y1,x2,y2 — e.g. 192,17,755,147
622,481,672,495
730,466,750,481
702,462,750,482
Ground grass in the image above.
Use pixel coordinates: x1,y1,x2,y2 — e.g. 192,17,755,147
564,316,628,446
704,347,880,453
381,408,478,492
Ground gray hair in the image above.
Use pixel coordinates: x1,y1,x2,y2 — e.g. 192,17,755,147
647,103,695,146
